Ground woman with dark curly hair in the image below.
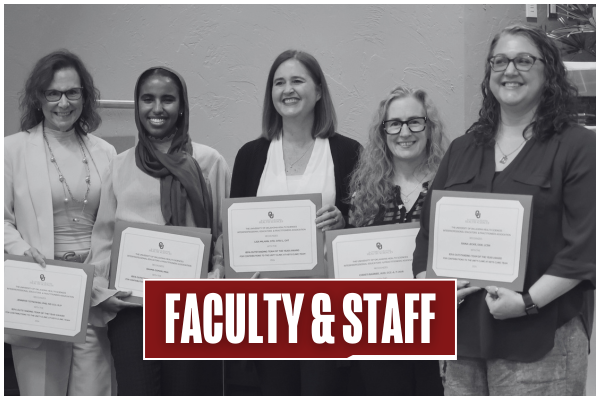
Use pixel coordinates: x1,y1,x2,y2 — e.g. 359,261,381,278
348,85,447,395
4,49,115,395
413,24,595,395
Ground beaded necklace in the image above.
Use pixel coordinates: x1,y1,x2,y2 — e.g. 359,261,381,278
43,126,95,223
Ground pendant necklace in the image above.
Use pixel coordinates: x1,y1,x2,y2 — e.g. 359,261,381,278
399,172,426,204
284,137,315,174
496,138,528,164
43,128,91,223
398,172,426,216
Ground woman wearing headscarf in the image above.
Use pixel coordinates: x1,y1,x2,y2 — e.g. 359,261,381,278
4,49,116,396
413,24,595,395
85,67,230,395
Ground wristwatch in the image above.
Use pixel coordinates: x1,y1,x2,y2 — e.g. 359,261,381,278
522,292,539,315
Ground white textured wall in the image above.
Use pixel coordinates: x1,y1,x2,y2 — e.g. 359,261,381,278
5,4,465,166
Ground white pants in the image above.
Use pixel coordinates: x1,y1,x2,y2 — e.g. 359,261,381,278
11,324,116,396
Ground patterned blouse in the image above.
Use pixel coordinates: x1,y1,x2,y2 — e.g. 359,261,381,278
348,181,430,227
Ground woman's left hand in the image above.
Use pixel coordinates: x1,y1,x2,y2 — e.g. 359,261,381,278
315,205,345,231
484,286,526,320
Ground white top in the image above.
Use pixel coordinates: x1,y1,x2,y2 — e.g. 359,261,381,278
86,142,231,326
286,175,302,194
257,135,336,207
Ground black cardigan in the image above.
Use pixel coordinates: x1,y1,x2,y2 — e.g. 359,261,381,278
230,134,362,217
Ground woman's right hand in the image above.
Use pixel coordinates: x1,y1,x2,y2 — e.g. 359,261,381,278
99,291,141,314
457,280,481,308
24,247,46,268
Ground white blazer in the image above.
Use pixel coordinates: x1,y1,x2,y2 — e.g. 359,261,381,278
4,121,116,348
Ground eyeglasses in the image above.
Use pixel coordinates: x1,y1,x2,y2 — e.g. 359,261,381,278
382,117,428,135
43,87,83,102
488,54,545,72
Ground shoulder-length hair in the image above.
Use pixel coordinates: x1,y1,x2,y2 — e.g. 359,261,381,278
349,86,448,227
19,49,101,135
262,50,337,140
467,24,577,145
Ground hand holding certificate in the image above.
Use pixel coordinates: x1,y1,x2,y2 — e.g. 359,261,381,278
326,223,419,279
109,221,212,303
223,194,325,278
4,255,93,343
426,190,532,291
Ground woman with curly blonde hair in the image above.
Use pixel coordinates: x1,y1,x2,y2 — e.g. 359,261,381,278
349,85,447,228
347,85,448,395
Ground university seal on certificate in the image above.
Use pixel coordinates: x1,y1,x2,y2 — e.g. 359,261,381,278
109,221,212,303
4,255,93,343
426,190,532,291
223,194,325,278
326,223,419,279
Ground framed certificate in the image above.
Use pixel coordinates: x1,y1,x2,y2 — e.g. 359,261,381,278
223,194,325,278
326,223,420,279
4,255,93,343
426,190,532,291
109,221,212,304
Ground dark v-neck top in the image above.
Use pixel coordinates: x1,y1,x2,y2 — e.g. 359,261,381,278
413,126,595,362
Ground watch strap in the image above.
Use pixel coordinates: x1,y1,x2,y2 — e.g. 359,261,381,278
522,292,538,315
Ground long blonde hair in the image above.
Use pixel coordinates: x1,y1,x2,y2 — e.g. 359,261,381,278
349,86,448,227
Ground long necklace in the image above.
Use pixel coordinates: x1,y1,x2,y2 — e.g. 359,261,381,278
284,140,314,174
496,138,528,164
43,129,91,223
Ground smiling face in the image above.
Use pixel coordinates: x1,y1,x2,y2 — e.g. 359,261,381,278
138,74,181,139
384,96,428,163
272,59,322,122
41,68,84,132
489,34,545,113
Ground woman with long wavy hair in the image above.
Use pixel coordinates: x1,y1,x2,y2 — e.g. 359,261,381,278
348,85,448,395
349,85,447,228
413,24,594,395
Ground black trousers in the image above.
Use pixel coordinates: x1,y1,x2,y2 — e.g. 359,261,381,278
355,360,444,396
107,308,222,396
255,360,350,396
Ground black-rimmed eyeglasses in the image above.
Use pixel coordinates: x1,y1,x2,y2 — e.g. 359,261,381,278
43,87,84,102
382,117,428,135
488,54,545,72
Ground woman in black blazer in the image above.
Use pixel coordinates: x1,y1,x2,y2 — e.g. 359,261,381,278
230,49,362,395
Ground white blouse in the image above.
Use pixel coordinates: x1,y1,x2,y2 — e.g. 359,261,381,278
257,135,336,207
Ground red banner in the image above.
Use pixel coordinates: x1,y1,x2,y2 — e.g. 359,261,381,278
144,279,456,359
